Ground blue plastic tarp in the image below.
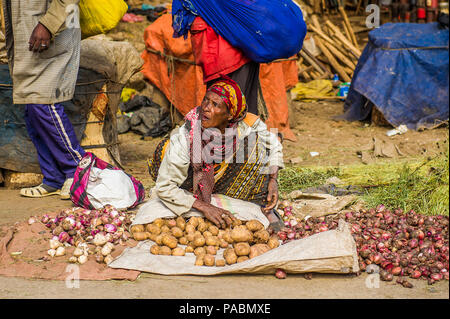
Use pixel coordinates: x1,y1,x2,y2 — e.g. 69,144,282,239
171,0,307,63
341,22,449,130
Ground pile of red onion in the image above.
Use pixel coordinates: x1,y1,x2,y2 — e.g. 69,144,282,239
274,204,449,287
39,205,133,247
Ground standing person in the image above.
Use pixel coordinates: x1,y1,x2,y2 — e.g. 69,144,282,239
172,1,267,117
2,0,84,199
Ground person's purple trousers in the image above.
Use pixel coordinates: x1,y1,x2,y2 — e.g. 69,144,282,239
24,103,85,189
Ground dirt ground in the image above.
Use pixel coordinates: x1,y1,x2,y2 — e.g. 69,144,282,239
1,8,448,299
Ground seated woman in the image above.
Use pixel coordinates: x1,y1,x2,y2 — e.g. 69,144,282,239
148,77,284,230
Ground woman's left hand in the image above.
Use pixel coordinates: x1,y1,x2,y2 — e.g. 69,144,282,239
263,178,278,213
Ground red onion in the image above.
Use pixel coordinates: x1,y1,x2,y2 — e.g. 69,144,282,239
275,269,286,279
287,232,295,240
41,214,50,224
277,232,287,241
58,231,70,243
430,273,442,281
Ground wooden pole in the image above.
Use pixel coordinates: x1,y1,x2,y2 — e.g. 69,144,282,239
325,20,361,57
320,37,356,69
338,6,359,48
315,37,351,82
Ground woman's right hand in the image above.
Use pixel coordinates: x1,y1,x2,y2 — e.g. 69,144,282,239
192,199,235,229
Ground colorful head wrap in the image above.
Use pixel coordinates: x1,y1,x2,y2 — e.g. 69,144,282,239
207,76,247,123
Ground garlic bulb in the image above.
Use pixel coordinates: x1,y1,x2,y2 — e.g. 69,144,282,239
73,247,84,257
49,239,61,250
104,255,114,264
93,233,107,246
47,249,56,257
55,246,65,257
78,255,88,264
101,245,112,256
68,256,78,263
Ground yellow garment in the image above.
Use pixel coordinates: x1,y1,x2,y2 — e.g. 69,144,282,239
79,0,128,39
291,80,334,102
121,88,137,103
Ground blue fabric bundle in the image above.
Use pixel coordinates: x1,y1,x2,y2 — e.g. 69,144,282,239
172,0,307,63
341,23,449,130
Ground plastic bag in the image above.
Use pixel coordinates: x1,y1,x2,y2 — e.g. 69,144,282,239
79,0,128,38
70,153,145,209
172,0,307,63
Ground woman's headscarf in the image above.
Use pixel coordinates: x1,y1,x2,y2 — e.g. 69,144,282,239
184,76,248,204
207,76,247,123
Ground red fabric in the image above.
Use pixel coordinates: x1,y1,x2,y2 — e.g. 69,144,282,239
190,17,250,83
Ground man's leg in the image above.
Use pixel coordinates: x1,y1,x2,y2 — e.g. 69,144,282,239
24,104,65,191
24,103,85,196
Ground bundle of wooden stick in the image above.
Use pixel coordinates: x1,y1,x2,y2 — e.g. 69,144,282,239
297,11,362,83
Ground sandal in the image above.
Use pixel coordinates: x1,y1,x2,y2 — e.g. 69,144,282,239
20,184,60,198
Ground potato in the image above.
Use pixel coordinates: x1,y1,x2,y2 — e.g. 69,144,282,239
150,244,160,255
208,225,219,236
155,234,165,245
237,256,249,263
219,239,229,249
224,248,237,265
148,233,158,242
131,225,145,234
249,244,270,259
171,227,183,238
185,246,194,253
203,254,215,266
232,219,243,227
215,259,226,267
223,231,234,244
193,235,206,247
161,225,170,233
205,236,219,247
203,231,212,238
234,242,251,256
197,222,208,233
153,218,165,228
194,247,206,257
254,229,270,243
159,246,172,255
187,217,200,228
172,247,185,256
185,224,196,234
246,220,264,232
267,236,280,249
206,245,217,255
186,233,195,242
194,256,204,266
178,236,188,245
218,230,226,239
194,231,202,237
133,232,147,241
176,216,186,231
230,225,253,243
146,224,161,235
162,234,178,249
166,219,177,228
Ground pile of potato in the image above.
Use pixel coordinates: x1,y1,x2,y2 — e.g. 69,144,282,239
130,216,280,267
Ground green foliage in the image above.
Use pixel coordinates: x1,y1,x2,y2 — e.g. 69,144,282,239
363,142,449,216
